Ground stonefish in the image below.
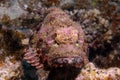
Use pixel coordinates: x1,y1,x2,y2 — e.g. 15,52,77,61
24,7,88,69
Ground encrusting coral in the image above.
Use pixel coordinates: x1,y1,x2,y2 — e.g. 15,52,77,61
76,62,120,80
0,56,23,80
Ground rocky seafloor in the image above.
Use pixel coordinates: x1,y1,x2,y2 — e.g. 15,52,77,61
0,0,120,80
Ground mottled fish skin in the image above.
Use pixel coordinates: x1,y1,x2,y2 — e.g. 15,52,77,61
24,7,88,69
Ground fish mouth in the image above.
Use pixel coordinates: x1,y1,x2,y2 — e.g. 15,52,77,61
51,56,84,68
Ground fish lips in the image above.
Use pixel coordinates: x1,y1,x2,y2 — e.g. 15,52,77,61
50,56,84,68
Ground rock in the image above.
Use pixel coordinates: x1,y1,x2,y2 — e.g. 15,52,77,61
0,56,23,80
76,62,120,80
0,0,27,20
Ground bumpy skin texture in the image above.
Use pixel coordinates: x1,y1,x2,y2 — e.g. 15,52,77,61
24,7,88,69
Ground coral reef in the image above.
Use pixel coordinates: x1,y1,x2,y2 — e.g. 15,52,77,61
14,0,120,79
74,8,109,43
0,0,119,80
76,62,120,80
73,5,120,68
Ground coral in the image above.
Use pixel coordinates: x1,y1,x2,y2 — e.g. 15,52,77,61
74,0,91,9
0,25,34,61
37,69,49,80
96,0,118,19
1,14,10,25
0,0,27,20
0,56,23,80
75,9,109,43
59,0,75,10
76,62,120,80
41,0,60,7
90,13,120,68
73,8,120,68
0,0,12,7
72,8,119,68
18,0,41,12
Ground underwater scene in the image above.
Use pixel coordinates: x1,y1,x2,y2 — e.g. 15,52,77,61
0,0,120,80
